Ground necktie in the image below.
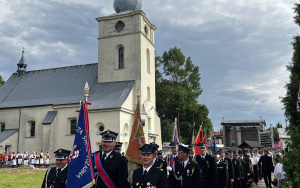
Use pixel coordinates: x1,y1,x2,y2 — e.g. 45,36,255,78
56,169,61,177
102,154,106,162
142,170,147,179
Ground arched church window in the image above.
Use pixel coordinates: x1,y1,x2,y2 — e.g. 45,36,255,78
146,49,150,73
119,47,124,69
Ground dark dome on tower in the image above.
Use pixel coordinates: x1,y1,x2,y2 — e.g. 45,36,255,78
113,0,142,13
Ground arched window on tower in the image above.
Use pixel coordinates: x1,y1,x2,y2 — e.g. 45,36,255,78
119,47,124,69
146,49,150,73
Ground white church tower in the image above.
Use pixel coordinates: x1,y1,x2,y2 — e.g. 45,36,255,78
95,0,160,145
96,0,156,108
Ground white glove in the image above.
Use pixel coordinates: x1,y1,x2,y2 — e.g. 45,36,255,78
167,166,172,171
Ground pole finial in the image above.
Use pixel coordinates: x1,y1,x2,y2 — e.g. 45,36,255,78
84,81,89,101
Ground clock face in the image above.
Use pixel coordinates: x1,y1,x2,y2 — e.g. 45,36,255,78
115,21,125,32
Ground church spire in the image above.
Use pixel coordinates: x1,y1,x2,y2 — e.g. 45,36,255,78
17,48,27,76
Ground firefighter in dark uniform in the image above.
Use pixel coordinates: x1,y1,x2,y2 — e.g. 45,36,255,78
214,152,228,188
195,141,218,188
219,149,234,188
188,144,196,162
230,151,241,188
130,144,170,188
169,145,202,188
166,141,179,176
114,141,128,164
93,130,130,188
41,148,71,188
150,142,167,174
238,150,250,188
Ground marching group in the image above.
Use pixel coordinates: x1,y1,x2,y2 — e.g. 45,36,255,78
41,129,286,188
0,150,50,168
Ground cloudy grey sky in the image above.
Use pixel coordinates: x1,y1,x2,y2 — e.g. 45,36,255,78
0,0,298,130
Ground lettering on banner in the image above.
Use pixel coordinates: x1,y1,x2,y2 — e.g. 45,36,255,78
76,157,90,179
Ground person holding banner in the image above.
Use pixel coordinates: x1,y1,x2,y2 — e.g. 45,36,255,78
130,144,169,188
166,141,179,173
93,130,130,188
41,148,71,188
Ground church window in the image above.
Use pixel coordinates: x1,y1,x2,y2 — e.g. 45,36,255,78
70,119,77,135
30,122,35,137
99,123,105,132
146,49,150,74
0,123,5,132
147,87,150,101
118,47,124,69
148,118,151,131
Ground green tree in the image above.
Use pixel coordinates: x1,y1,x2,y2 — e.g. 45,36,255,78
156,47,213,144
0,75,4,87
281,3,300,187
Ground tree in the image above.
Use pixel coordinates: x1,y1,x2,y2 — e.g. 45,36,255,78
276,122,283,128
0,75,4,87
156,47,213,143
281,3,300,187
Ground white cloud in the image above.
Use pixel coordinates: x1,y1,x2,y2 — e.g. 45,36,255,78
0,0,298,129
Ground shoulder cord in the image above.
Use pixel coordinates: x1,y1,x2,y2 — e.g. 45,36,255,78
172,163,182,181
45,168,51,188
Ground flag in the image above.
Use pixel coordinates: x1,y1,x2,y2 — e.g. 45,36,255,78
203,135,210,146
126,103,146,164
66,102,94,188
173,118,180,143
212,136,217,153
194,127,203,155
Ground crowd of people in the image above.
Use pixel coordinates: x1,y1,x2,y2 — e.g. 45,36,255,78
0,150,50,168
40,129,287,188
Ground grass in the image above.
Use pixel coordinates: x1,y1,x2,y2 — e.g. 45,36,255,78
0,167,47,188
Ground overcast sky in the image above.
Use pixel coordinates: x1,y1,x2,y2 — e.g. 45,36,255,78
0,0,298,130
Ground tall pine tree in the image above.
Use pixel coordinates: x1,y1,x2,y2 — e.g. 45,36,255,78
281,3,300,187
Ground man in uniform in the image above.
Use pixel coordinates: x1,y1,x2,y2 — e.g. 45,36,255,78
114,141,128,163
238,150,250,188
219,149,234,188
130,144,169,188
214,152,228,188
169,145,201,188
166,141,179,174
195,141,218,188
150,142,167,174
93,130,129,188
41,148,71,188
258,150,273,188
188,144,196,162
230,151,241,188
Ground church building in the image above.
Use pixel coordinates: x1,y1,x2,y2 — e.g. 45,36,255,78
0,0,162,163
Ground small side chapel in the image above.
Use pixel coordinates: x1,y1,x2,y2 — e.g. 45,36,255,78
0,0,161,164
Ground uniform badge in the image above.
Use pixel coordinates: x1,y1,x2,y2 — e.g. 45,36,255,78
147,182,150,186
136,182,139,186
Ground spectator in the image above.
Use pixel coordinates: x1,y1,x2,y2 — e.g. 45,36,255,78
273,158,286,187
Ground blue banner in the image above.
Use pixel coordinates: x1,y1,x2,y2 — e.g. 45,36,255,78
212,136,217,154
66,102,94,188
